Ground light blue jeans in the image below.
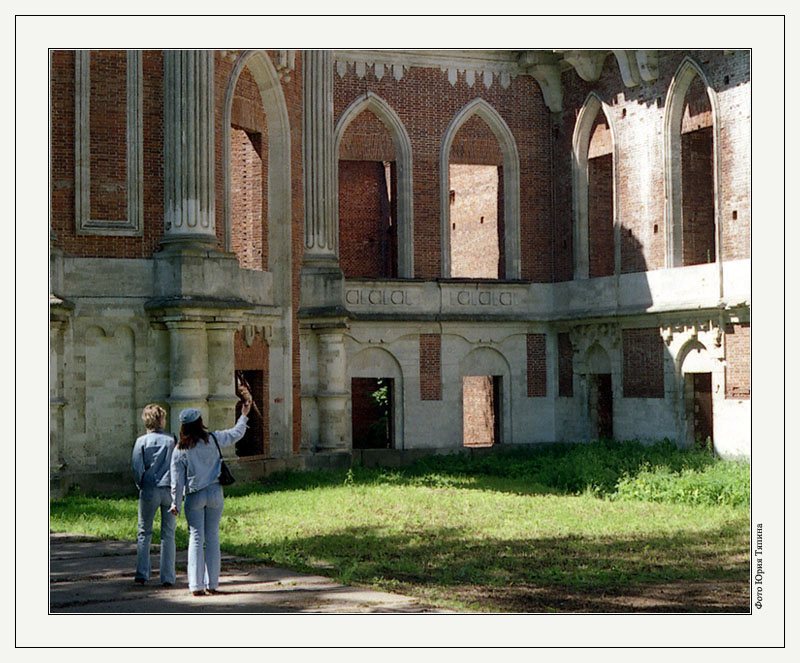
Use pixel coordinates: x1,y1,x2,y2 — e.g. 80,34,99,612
184,483,224,592
136,485,176,584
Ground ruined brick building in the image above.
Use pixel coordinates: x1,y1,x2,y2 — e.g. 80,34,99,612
49,49,750,494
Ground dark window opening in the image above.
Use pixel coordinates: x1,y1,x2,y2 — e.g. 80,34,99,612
687,372,714,451
463,375,501,447
351,378,394,450
234,370,266,457
589,373,613,440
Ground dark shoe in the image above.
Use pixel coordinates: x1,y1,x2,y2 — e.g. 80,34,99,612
134,578,146,585
162,582,174,588
206,588,224,595
192,590,206,596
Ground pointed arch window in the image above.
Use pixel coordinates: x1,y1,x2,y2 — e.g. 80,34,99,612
571,93,617,279
440,99,521,280
664,58,721,268
335,93,414,279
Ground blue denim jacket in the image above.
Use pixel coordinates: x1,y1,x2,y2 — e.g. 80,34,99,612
132,430,176,489
170,416,248,513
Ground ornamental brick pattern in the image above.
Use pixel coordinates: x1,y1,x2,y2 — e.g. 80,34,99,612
623,328,665,398
725,322,750,399
526,333,547,397
419,333,442,401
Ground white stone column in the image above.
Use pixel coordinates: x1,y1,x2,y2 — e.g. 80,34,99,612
206,321,238,437
162,50,218,245
316,330,349,452
166,320,209,431
303,50,337,261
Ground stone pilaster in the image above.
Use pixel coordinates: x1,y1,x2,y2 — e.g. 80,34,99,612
303,50,337,262
165,320,209,431
316,330,349,452
206,320,239,435
162,50,218,246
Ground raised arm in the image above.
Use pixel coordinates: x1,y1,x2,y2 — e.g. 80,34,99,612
212,401,251,447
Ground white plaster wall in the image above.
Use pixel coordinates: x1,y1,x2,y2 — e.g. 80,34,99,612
713,399,751,459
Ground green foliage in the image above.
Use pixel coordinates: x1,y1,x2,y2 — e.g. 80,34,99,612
613,459,750,507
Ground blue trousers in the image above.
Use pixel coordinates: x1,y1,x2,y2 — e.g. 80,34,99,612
184,483,224,592
136,485,176,584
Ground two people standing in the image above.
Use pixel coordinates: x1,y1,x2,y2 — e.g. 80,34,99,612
132,400,250,595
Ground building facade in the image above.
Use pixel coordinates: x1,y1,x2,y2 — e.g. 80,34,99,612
49,49,751,495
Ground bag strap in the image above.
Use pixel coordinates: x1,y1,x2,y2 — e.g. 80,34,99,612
210,432,222,458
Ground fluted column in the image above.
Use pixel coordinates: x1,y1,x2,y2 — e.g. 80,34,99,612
303,50,337,261
162,50,217,245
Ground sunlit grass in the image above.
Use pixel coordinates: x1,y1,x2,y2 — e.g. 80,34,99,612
51,442,750,612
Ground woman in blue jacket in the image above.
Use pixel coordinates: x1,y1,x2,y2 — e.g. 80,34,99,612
169,402,251,596
132,403,176,586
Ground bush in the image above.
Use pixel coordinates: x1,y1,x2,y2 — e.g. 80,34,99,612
613,460,750,507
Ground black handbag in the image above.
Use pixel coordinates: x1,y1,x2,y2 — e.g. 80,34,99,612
210,433,236,486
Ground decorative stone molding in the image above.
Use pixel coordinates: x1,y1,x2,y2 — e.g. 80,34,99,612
561,50,609,82
274,49,296,81
518,51,563,113
612,50,641,88
636,50,659,82
570,323,621,352
74,50,143,236
241,323,271,347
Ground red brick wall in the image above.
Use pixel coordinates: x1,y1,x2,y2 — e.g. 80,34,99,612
338,109,396,161
419,333,442,400
588,153,614,277
338,160,390,277
558,332,573,397
526,333,547,397
333,64,552,282
725,322,750,399
622,328,665,398
234,330,270,456
89,51,128,222
681,127,715,265
230,128,266,270
450,114,504,165
50,50,165,257
229,64,268,270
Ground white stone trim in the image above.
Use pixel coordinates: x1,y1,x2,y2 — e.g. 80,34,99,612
663,57,722,269
221,49,294,458
571,92,619,280
335,92,415,278
74,50,143,236
440,98,521,280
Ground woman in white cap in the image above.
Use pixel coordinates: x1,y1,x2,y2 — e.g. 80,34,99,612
169,401,251,596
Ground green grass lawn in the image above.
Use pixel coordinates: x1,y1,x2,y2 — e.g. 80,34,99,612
50,441,750,612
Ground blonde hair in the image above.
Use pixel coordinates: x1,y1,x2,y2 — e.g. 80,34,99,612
141,403,167,431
